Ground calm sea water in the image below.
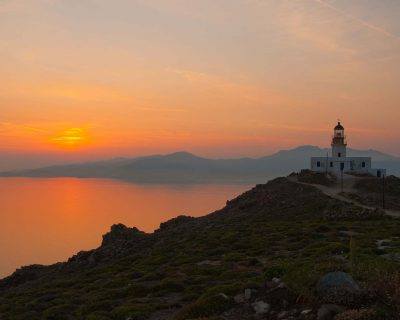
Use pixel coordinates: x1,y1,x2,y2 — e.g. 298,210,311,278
0,178,250,278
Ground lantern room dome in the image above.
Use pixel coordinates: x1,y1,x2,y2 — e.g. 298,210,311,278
334,122,344,130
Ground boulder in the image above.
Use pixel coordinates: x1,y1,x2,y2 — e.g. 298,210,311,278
252,301,271,315
265,279,296,307
317,304,345,320
317,272,361,305
234,293,245,304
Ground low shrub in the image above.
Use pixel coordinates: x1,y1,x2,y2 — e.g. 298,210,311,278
174,294,234,320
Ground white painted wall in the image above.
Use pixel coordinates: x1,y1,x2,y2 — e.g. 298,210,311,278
310,156,385,177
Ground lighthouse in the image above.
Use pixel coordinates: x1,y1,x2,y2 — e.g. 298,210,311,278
310,121,386,177
331,122,347,158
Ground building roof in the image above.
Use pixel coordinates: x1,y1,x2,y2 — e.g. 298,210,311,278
334,122,344,130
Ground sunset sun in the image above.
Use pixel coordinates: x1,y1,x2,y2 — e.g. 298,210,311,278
51,128,88,148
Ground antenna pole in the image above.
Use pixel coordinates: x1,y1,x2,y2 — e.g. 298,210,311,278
340,169,343,193
382,174,386,210
325,152,328,175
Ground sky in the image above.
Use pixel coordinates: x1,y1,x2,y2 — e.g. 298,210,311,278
0,0,399,170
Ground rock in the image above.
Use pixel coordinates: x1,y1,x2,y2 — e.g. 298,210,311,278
317,272,361,305
381,253,400,262
244,288,252,300
376,239,392,250
101,224,147,246
234,293,245,304
265,280,296,307
277,310,289,319
272,277,282,284
218,293,229,300
252,300,271,315
301,309,312,315
158,215,195,231
317,304,345,320
196,260,221,266
298,309,316,320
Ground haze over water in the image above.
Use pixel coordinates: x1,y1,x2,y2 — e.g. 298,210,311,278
0,178,249,278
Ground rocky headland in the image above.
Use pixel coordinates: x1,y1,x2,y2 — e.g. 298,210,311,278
1,174,400,320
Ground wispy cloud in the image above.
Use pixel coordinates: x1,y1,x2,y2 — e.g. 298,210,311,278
0,122,48,134
314,0,400,43
274,1,357,57
166,67,294,106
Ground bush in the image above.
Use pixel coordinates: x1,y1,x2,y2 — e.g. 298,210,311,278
152,278,185,295
111,304,154,320
335,309,376,320
174,294,234,319
42,304,74,320
264,265,287,280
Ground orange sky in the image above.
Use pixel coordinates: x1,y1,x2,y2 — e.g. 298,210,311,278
0,0,399,170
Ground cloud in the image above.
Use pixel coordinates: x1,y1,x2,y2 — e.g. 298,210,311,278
274,1,357,57
314,0,400,43
165,67,294,107
0,122,48,134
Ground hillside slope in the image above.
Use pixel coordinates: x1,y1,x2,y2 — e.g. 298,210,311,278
1,176,400,319
1,146,399,183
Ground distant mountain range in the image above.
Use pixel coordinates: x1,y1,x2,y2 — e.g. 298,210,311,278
1,145,399,183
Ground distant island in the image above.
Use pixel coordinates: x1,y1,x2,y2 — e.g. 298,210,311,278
1,172,400,319
1,145,399,183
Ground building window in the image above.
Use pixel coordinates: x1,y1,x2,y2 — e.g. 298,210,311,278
362,162,366,168
330,162,333,168
338,152,341,158
317,161,321,168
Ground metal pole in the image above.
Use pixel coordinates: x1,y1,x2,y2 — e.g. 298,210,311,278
341,169,344,193
325,152,328,175
382,174,386,210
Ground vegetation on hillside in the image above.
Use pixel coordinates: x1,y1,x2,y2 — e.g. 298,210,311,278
1,177,400,319
342,175,400,210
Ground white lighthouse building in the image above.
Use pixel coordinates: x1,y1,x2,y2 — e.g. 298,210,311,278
311,122,386,177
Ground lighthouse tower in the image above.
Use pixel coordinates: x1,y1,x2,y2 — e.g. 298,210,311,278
331,122,347,158
311,121,385,177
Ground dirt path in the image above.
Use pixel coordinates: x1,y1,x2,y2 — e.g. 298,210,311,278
290,175,400,217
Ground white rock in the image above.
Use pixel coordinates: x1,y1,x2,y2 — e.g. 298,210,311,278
244,288,252,300
272,277,282,284
234,293,245,303
218,293,229,300
252,301,271,315
277,310,289,319
301,309,312,315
